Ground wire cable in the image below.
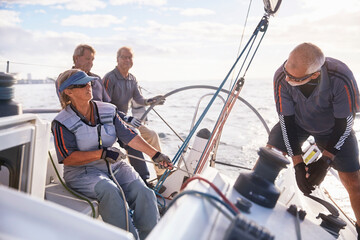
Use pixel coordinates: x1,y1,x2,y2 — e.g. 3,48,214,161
2,60,67,69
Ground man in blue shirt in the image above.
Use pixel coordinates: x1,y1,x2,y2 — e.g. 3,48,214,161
267,42,360,236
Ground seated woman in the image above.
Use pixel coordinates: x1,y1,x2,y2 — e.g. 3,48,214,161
51,69,173,240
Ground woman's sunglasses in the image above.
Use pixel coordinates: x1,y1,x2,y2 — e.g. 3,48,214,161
68,81,94,89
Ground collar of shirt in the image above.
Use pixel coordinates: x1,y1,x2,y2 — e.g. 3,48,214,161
70,100,99,125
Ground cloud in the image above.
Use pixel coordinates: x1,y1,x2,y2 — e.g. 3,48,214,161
266,9,360,51
109,0,166,6
0,25,100,78
61,14,127,28
60,0,106,12
0,26,89,57
130,20,243,44
300,0,360,13
180,8,215,16
34,9,46,14
1,0,106,12
0,10,21,27
1,0,69,5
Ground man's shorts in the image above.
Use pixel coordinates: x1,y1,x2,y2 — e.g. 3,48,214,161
267,122,360,172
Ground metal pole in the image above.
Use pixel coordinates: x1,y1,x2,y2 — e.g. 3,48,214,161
6,61,9,73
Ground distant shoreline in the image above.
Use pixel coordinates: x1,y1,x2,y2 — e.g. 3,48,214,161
16,79,55,84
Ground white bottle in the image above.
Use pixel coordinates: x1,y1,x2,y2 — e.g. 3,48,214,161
303,144,321,165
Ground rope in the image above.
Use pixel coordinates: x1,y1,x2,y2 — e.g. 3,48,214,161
139,84,270,191
193,17,269,174
304,193,339,217
180,176,239,214
126,153,193,176
238,0,253,52
105,160,130,232
195,84,242,174
213,160,251,170
47,151,96,218
323,188,356,225
161,23,262,171
140,16,271,171
165,190,238,217
229,0,253,90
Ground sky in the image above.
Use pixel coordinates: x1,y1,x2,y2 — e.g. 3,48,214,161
0,0,359,83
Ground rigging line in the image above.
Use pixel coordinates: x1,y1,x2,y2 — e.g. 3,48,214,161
151,107,185,143
148,14,272,195
139,86,152,94
143,84,271,190
154,147,190,191
225,33,258,102
196,83,243,173
154,148,190,193
240,16,268,79
3,60,67,69
169,25,261,166
229,0,253,90
234,31,259,81
195,78,244,174
242,18,268,77
237,0,253,56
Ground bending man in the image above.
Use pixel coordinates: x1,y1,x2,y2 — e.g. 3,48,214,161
267,42,360,238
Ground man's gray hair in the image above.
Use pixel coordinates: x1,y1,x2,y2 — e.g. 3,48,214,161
73,44,96,64
291,42,325,74
116,46,133,60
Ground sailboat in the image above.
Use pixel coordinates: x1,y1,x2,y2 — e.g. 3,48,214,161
0,0,358,239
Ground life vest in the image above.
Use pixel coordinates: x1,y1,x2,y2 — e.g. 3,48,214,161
54,101,117,151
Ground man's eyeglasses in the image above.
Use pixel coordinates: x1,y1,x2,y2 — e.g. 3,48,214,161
119,55,132,60
68,81,93,89
282,61,317,82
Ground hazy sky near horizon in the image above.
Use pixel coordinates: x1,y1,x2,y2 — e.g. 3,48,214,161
0,0,359,83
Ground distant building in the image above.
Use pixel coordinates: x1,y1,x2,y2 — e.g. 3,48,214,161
17,77,55,84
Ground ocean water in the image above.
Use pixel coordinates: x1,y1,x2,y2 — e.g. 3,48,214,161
13,78,358,222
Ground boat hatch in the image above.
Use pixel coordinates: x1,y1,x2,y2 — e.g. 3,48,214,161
0,114,50,198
